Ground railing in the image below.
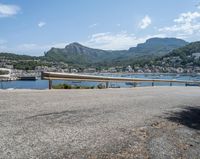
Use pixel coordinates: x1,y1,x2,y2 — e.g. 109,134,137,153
41,72,200,89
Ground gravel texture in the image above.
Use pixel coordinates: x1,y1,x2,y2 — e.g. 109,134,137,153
0,86,200,158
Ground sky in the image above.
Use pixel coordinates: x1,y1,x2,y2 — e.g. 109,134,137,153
0,0,200,56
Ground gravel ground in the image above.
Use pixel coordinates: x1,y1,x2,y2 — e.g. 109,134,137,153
0,86,200,159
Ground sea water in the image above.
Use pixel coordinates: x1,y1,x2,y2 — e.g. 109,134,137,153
0,73,200,89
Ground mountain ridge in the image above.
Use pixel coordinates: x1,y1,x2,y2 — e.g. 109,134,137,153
44,37,188,66
151,41,200,68
0,37,189,67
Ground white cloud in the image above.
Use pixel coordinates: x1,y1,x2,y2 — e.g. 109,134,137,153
38,21,46,28
15,42,67,55
196,3,200,9
17,43,39,50
89,23,97,28
17,42,67,51
159,11,200,38
138,15,152,29
84,31,165,50
174,12,200,23
0,3,20,17
0,41,69,55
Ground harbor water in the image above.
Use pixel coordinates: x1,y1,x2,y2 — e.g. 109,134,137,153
0,73,200,89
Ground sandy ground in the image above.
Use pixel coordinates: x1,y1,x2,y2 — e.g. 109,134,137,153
0,87,200,158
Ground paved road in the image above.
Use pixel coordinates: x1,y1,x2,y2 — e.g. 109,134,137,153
0,87,200,158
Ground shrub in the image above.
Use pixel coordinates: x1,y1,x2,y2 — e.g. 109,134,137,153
97,83,106,89
53,83,95,89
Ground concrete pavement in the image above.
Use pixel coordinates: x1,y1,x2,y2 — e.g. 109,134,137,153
0,87,200,158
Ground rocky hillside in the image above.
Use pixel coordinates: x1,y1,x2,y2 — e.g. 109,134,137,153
44,42,123,65
0,37,189,67
44,38,188,66
129,37,187,55
153,41,200,67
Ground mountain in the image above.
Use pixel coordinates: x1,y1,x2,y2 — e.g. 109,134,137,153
0,37,188,68
44,38,188,66
128,37,188,55
167,41,200,58
153,41,200,67
0,52,37,60
44,42,120,65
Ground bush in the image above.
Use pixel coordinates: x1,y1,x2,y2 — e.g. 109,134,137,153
97,83,106,89
0,70,9,75
53,84,72,89
53,83,95,89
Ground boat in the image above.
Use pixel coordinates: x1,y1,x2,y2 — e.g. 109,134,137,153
125,82,134,86
125,82,138,87
110,84,120,88
18,76,37,81
185,83,200,86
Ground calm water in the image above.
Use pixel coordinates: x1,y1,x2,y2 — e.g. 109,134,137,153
1,73,200,89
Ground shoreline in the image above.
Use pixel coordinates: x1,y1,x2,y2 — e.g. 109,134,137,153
0,85,199,91
83,72,200,75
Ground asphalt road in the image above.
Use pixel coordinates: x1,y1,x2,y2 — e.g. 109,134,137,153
0,87,200,158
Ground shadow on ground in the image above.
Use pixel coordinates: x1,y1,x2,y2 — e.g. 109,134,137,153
165,106,200,130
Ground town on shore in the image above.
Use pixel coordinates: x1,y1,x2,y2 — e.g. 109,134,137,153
1,38,200,79
1,61,200,81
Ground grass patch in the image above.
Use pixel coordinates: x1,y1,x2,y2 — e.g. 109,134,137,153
52,83,95,89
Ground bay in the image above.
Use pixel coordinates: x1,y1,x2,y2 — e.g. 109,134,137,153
0,73,200,89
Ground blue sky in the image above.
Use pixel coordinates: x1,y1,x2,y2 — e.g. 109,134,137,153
0,0,200,56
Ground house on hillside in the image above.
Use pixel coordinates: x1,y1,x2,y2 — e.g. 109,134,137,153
192,53,200,59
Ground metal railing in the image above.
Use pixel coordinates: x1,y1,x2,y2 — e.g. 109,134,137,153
41,72,200,89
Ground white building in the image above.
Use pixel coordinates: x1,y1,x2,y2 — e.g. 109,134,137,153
126,65,133,72
192,53,200,59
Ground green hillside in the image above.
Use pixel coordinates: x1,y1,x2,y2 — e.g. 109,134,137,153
153,41,200,67
0,37,190,69
44,38,188,66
